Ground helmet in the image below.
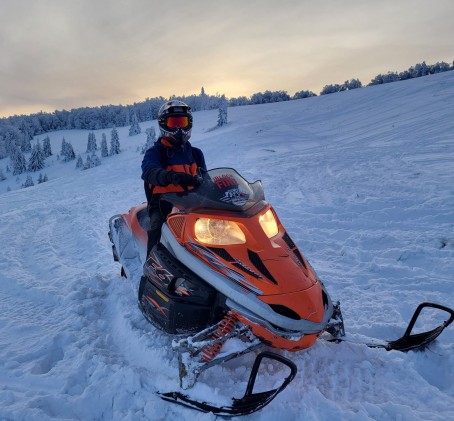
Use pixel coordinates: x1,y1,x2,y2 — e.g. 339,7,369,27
158,100,193,146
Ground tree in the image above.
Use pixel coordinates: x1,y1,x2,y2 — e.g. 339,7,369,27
110,127,121,155
217,95,228,127
83,152,101,170
37,173,48,184
142,126,156,154
320,84,342,95
20,133,32,153
28,141,46,172
86,132,97,153
75,154,83,169
61,140,76,162
100,133,109,157
0,167,6,181
129,113,141,136
11,146,27,175
22,175,34,188
293,90,317,100
200,86,207,111
42,135,52,157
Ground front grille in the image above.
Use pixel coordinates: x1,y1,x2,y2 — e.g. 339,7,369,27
168,216,185,240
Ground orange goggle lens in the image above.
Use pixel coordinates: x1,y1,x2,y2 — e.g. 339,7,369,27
166,116,189,128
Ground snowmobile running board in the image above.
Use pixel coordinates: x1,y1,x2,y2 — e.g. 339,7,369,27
328,302,454,352
158,351,297,417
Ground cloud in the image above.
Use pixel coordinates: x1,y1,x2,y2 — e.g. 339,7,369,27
0,0,453,117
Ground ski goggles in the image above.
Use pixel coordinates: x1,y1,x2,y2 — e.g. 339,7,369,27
166,116,189,129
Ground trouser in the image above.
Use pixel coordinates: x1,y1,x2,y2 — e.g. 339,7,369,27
146,205,166,257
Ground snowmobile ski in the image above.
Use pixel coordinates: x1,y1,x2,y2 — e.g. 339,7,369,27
158,351,297,417
326,302,454,352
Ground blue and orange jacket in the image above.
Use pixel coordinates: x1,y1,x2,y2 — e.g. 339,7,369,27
141,137,206,203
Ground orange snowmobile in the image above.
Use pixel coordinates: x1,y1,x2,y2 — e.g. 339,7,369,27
108,168,453,416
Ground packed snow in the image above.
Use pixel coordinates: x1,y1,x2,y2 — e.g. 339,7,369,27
1,71,453,421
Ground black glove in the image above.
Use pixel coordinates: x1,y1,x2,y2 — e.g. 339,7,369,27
166,171,198,190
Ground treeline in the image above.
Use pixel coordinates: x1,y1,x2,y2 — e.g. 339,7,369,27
0,59,453,159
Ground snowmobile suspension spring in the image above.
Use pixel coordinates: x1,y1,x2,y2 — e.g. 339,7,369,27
201,312,238,362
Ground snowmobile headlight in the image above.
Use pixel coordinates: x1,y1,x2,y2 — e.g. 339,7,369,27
194,218,246,245
259,209,279,238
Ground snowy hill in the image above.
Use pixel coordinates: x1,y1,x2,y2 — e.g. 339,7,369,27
1,72,453,420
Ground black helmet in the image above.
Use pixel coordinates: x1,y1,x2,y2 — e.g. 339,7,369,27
158,100,193,146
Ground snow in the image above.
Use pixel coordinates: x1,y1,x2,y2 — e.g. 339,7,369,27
1,71,454,420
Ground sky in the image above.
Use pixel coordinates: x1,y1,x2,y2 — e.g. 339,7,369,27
1,0,453,118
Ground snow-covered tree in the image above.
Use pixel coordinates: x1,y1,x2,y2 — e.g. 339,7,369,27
37,173,48,184
83,152,101,170
293,90,317,100
42,136,52,157
217,95,228,127
28,141,46,172
86,132,97,153
142,126,156,153
129,113,141,136
22,175,34,188
62,140,76,162
75,154,83,169
200,86,207,111
110,127,121,155
11,146,27,175
0,167,6,181
60,137,68,156
100,133,109,157
20,133,32,153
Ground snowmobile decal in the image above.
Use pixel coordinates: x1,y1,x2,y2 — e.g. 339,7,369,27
186,241,262,295
219,187,250,206
213,173,238,189
144,255,173,286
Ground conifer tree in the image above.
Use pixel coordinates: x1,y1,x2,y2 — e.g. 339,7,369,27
110,127,121,155
22,175,34,188
0,167,6,181
86,132,97,153
43,136,52,157
12,146,27,175
142,126,156,153
129,113,141,136
60,137,68,156
100,133,109,157
20,133,32,153
75,154,83,169
28,141,46,172
63,142,76,162
217,95,228,127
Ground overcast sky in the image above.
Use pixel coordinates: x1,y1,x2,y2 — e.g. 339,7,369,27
1,0,453,118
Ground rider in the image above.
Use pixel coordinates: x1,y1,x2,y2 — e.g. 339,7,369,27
141,100,207,257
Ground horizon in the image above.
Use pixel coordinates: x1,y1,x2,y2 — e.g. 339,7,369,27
1,0,454,118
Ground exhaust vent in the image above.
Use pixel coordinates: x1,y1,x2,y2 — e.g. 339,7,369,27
269,304,301,320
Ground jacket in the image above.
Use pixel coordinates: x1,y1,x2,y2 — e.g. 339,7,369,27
141,137,206,202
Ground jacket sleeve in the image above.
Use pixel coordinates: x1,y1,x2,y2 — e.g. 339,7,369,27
141,146,169,186
192,147,207,171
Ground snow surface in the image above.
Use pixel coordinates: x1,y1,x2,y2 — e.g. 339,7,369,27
1,71,454,421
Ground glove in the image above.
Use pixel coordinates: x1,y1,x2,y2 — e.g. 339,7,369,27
166,171,198,190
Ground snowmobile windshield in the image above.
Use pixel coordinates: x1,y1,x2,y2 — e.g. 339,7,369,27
161,168,266,213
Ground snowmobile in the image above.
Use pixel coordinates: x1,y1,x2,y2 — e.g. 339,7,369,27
108,167,454,417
